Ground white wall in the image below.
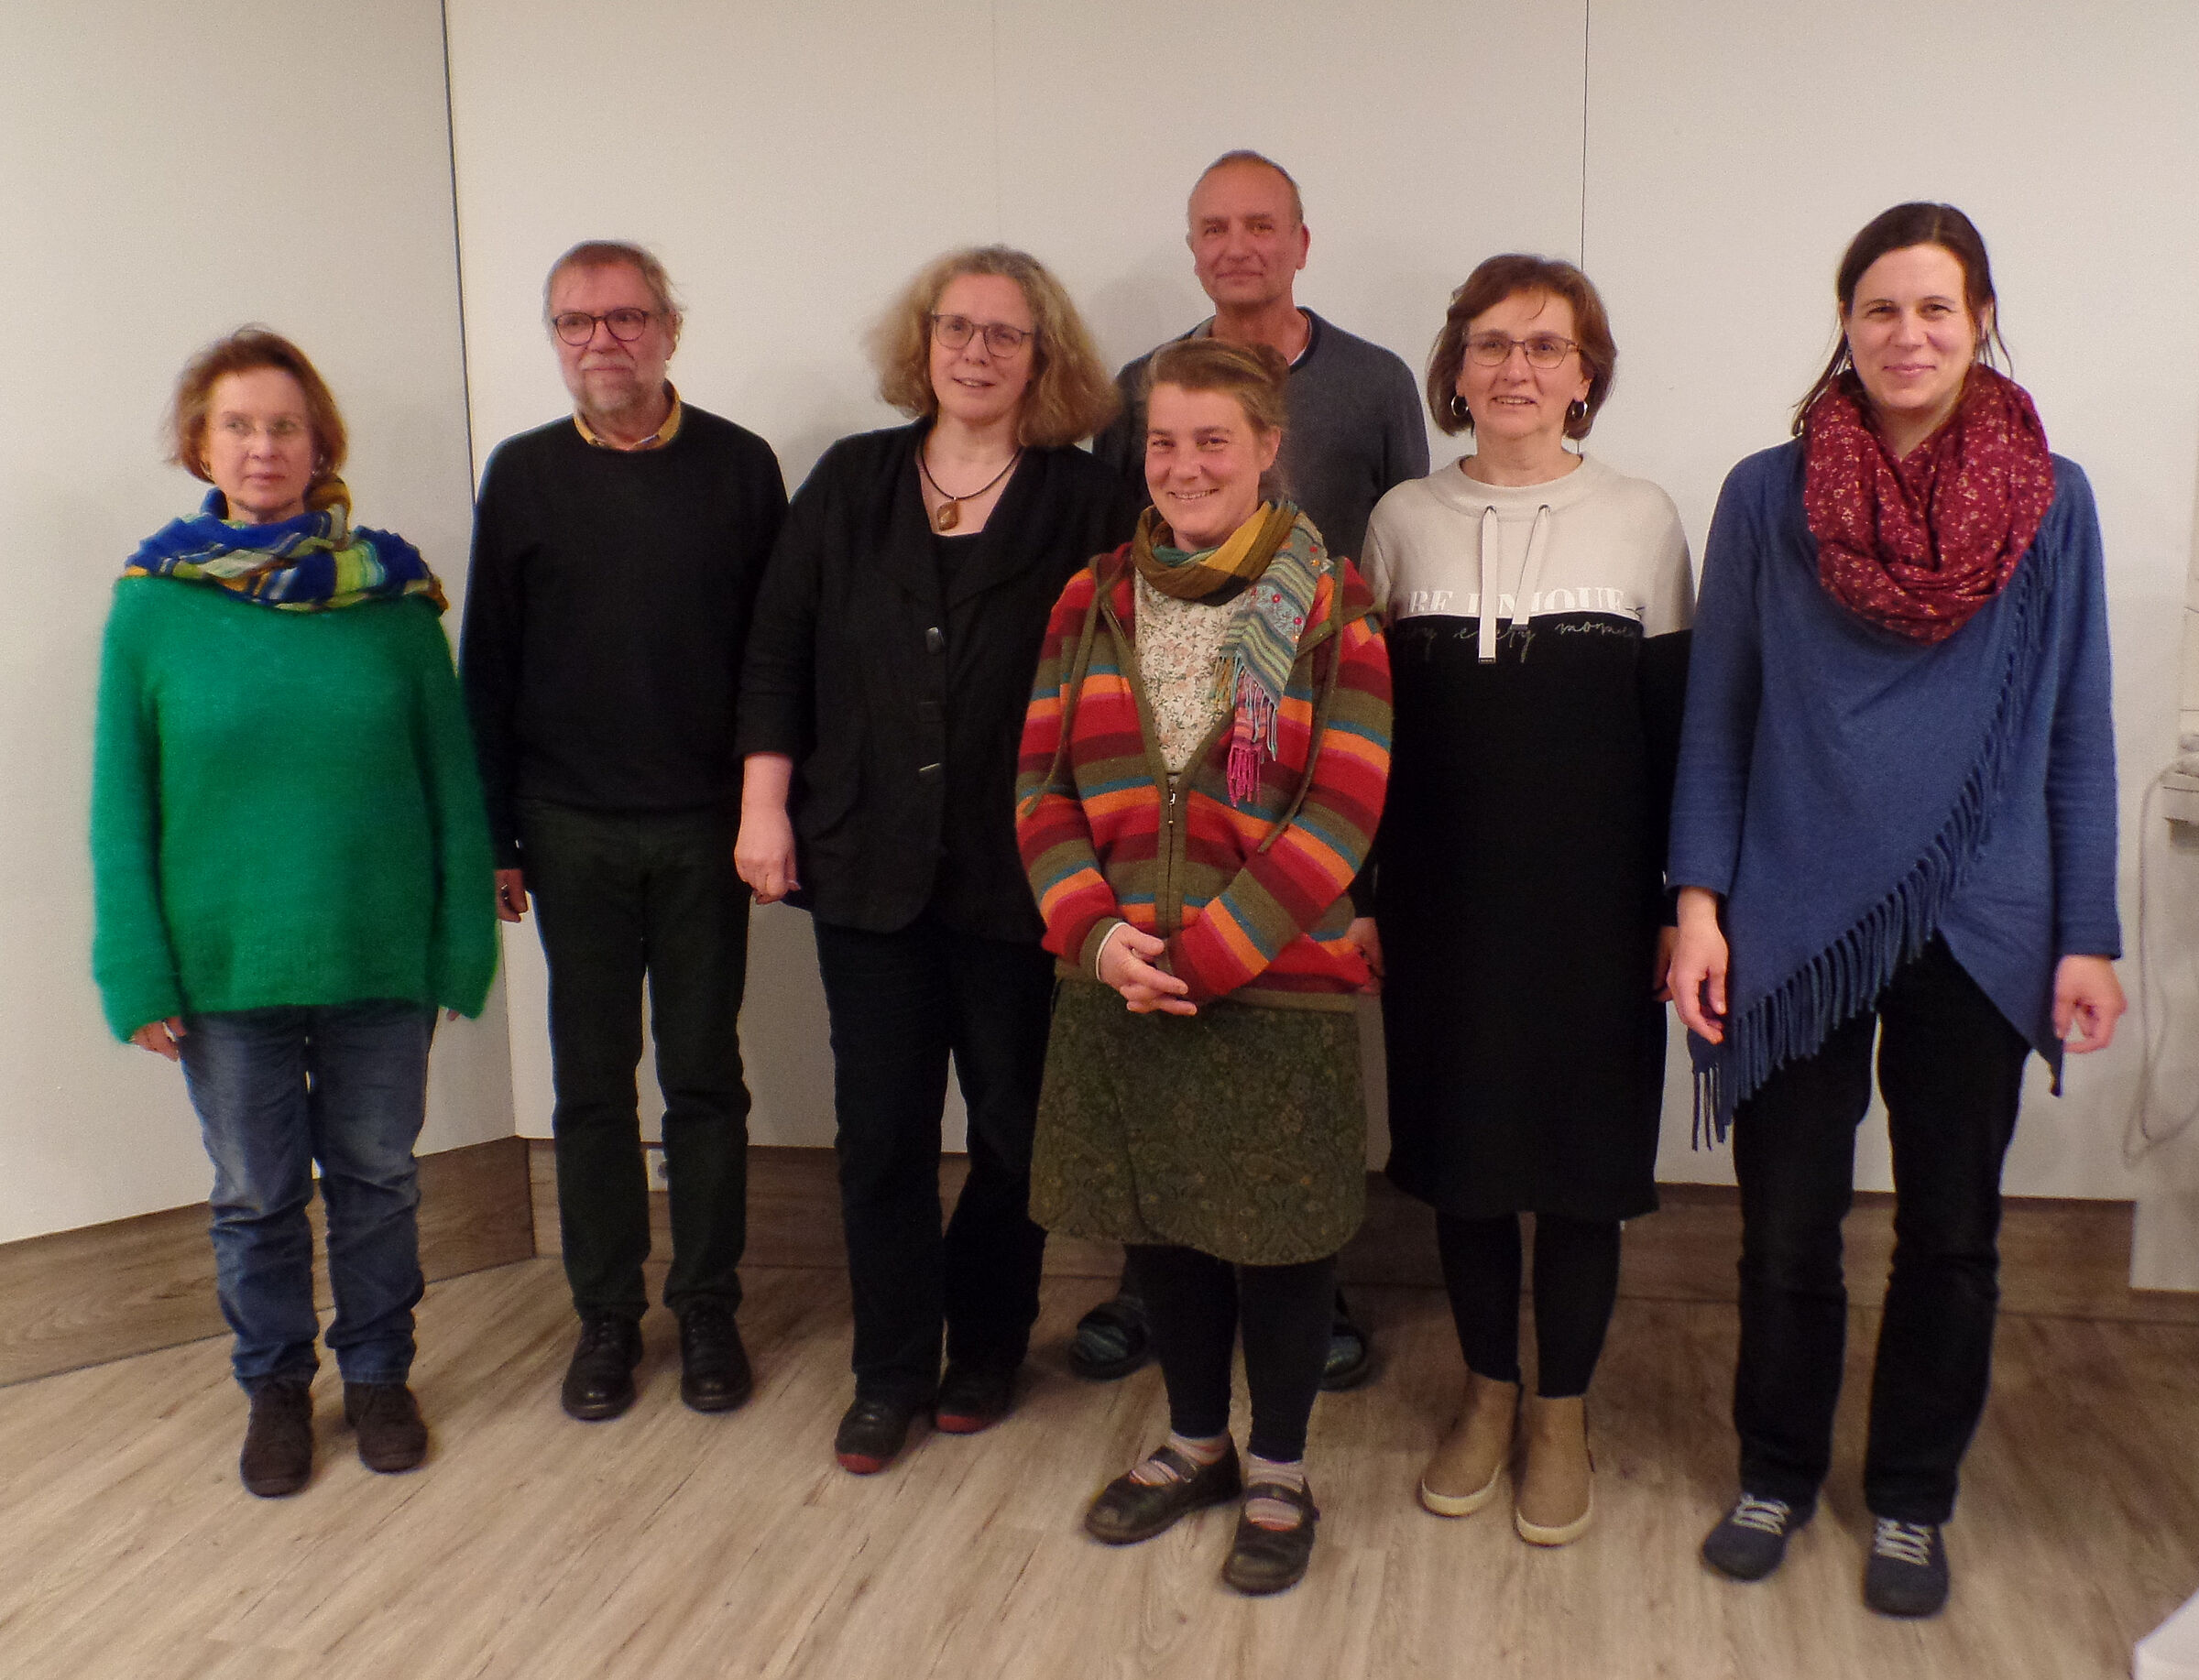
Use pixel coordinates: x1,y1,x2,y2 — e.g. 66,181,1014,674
8,0,2197,1243
0,0,512,1243
1585,0,2199,1205
443,0,1588,1144
444,0,2199,1207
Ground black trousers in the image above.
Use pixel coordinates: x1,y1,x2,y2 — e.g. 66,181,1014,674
812,912,1055,1404
1438,1213,1622,1399
1130,1245,1337,1463
520,801,751,1322
1732,937,2030,1524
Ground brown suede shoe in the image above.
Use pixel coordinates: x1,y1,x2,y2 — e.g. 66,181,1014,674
344,1382,429,1473
1420,1372,1518,1517
239,1378,314,1497
1085,1444,1242,1544
1514,1394,1593,1545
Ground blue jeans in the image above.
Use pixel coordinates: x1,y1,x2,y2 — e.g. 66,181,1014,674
178,1001,434,1391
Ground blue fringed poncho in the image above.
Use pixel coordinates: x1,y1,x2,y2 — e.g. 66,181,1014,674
1668,441,2121,1138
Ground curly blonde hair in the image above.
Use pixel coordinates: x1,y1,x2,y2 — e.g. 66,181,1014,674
869,246,1119,448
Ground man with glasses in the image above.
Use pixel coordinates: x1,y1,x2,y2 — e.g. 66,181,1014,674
1088,151,1428,1392
461,241,786,1424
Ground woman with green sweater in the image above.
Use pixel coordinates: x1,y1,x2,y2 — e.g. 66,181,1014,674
92,329,498,1498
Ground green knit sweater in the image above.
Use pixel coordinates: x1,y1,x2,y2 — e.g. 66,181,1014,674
92,577,499,1040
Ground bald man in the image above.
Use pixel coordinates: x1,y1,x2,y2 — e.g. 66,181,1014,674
1085,150,1427,1391
1092,148,1428,567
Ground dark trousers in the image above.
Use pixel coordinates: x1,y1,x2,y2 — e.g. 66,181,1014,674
1130,1245,1337,1463
1438,1212,1622,1399
519,800,751,1322
1732,936,2030,1524
812,912,1055,1404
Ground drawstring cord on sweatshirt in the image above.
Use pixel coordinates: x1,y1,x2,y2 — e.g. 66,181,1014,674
1476,503,1553,663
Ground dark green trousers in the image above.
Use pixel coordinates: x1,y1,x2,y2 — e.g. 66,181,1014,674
518,800,749,1320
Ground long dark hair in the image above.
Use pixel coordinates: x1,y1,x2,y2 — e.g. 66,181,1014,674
1790,202,2010,436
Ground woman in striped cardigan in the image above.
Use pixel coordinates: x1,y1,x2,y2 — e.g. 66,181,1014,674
1015,337,1391,1596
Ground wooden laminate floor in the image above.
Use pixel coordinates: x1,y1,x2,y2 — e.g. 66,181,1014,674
2,1259,2194,1679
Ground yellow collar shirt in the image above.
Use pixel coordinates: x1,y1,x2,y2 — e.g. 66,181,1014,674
572,385,684,451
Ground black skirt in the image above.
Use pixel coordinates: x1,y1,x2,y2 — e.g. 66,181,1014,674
1375,612,1688,1222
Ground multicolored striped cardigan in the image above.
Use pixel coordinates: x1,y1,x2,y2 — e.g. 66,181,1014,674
1015,540,1392,1009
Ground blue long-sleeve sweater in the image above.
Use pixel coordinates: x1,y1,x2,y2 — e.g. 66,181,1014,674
1668,441,2120,1134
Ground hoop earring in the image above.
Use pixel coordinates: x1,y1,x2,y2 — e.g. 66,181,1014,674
1448,392,1471,425
1568,399,1588,423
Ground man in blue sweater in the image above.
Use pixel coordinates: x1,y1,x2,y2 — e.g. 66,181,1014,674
461,242,786,1424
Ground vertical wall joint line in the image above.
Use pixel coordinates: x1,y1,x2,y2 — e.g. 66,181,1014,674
439,0,479,490
990,0,1005,238
1580,0,1591,267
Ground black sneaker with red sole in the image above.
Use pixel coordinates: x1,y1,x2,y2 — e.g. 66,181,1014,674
835,1393,923,1473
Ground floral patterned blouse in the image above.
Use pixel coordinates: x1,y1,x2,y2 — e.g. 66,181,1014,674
1134,573,1243,774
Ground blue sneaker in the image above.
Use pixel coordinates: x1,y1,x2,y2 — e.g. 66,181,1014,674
1864,1518,1949,1617
1701,1493,1811,1581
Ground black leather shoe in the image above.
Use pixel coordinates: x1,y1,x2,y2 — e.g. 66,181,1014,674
934,1362,1014,1435
677,1301,752,1413
239,1377,314,1497
1222,1481,1320,1595
561,1314,643,1422
1085,1444,1243,1544
835,1393,922,1474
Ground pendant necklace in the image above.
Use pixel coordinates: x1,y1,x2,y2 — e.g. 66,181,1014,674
919,443,1020,532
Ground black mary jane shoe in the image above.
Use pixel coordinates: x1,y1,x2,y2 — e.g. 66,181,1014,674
1084,1443,1243,1544
1222,1482,1320,1596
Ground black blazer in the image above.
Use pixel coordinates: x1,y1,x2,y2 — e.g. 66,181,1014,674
738,423,1137,940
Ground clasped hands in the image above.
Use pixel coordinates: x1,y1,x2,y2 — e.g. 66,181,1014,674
1096,925,1196,1014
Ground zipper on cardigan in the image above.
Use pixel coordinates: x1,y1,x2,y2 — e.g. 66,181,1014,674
1160,773,1183,937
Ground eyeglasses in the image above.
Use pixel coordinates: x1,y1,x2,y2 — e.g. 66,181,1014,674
931,313,1034,356
213,416,309,443
1464,333,1579,369
551,308,658,346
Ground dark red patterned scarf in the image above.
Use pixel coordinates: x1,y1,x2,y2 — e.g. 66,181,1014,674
1802,365,2056,644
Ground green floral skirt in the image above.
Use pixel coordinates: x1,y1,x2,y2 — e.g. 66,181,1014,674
1031,980,1365,1266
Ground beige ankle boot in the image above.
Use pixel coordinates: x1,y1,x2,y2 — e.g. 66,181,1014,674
1419,1372,1518,1517
1514,1393,1592,1545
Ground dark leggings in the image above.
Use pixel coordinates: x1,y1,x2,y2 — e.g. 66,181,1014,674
1128,1244,1336,1462
1437,1213,1622,1399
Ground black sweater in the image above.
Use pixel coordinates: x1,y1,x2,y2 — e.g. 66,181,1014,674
737,424,1136,941
459,408,786,867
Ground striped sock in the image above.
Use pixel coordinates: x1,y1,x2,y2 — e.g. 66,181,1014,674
1131,1431,1231,1486
1244,1454,1308,1530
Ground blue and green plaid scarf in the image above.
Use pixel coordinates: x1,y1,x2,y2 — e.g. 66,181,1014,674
125,485,446,613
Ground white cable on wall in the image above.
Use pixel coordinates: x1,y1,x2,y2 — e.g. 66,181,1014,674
2124,736,2199,1163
